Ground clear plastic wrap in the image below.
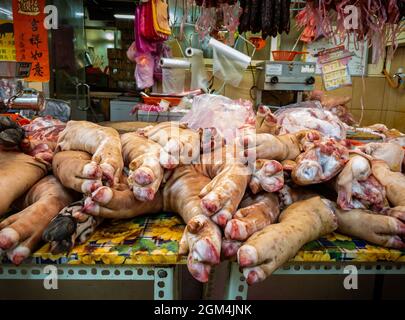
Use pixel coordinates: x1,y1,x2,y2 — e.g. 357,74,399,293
135,53,155,89
274,101,347,140
181,94,255,143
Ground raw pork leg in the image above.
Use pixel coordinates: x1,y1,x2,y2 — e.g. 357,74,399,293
360,142,404,172
336,208,405,249
52,151,103,193
335,156,387,211
224,192,280,241
0,176,74,264
222,239,242,258
249,159,284,194
121,132,164,201
372,160,405,207
0,151,47,216
43,200,103,254
56,121,123,186
198,149,250,227
292,138,348,185
238,196,337,285
164,165,222,283
242,130,321,161
139,122,201,168
277,185,318,209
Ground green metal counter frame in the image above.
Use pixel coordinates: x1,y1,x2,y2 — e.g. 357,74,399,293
223,261,405,300
0,263,179,300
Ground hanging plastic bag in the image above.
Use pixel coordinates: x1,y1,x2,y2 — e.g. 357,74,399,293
135,53,155,89
135,6,157,53
209,38,251,87
126,41,137,63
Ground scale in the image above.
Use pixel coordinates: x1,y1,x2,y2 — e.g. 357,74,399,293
255,61,317,106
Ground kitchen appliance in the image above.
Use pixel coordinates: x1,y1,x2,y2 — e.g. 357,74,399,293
256,60,316,105
0,60,45,112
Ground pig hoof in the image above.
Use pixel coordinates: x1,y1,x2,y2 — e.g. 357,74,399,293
91,187,113,205
225,220,248,241
132,186,155,202
192,238,220,265
83,162,102,179
222,239,242,259
81,180,103,194
238,245,258,267
133,168,154,186
0,228,20,250
187,256,211,283
7,246,30,266
211,210,232,228
243,267,266,285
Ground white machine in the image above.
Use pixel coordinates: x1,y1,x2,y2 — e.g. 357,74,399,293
256,61,317,105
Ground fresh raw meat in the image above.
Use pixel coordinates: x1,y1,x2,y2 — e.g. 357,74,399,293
275,104,347,140
121,132,164,201
292,138,349,185
0,176,74,264
43,200,103,254
56,121,123,186
0,116,25,148
0,151,47,216
163,165,221,283
198,149,250,227
249,159,284,194
308,90,357,126
138,122,200,169
238,196,338,285
242,130,321,162
277,185,318,209
335,155,387,211
336,208,405,249
360,142,404,172
52,151,103,194
21,116,66,164
372,160,405,207
224,192,280,241
255,105,278,134
222,239,242,258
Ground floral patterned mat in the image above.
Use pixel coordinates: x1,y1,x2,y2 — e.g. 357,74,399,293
2,212,405,265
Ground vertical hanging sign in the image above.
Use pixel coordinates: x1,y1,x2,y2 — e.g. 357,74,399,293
0,20,16,60
12,0,50,82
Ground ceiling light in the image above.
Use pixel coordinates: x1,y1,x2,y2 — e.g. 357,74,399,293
105,32,114,41
114,14,135,20
75,12,84,17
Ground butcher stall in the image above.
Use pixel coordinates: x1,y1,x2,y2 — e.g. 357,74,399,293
1,0,405,302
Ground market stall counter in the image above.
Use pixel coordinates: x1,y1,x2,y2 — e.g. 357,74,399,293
0,212,186,300
223,234,405,300
1,212,404,300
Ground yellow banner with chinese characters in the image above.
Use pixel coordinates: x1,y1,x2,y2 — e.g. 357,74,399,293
0,20,16,61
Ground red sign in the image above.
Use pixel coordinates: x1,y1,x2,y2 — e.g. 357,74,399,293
12,0,50,82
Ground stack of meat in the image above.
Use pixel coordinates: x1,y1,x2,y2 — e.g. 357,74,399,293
1,94,405,286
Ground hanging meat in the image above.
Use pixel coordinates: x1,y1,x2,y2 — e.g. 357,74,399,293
239,0,291,37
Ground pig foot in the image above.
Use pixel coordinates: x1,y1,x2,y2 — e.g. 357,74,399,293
222,239,242,259
249,160,284,194
43,201,102,254
179,215,221,282
128,157,163,202
200,165,249,228
53,152,103,194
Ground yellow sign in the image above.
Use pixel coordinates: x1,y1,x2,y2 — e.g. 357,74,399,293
0,20,16,61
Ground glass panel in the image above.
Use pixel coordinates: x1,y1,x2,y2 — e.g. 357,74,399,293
48,0,87,120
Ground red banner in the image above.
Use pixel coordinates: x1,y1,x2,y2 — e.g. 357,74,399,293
12,0,50,82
